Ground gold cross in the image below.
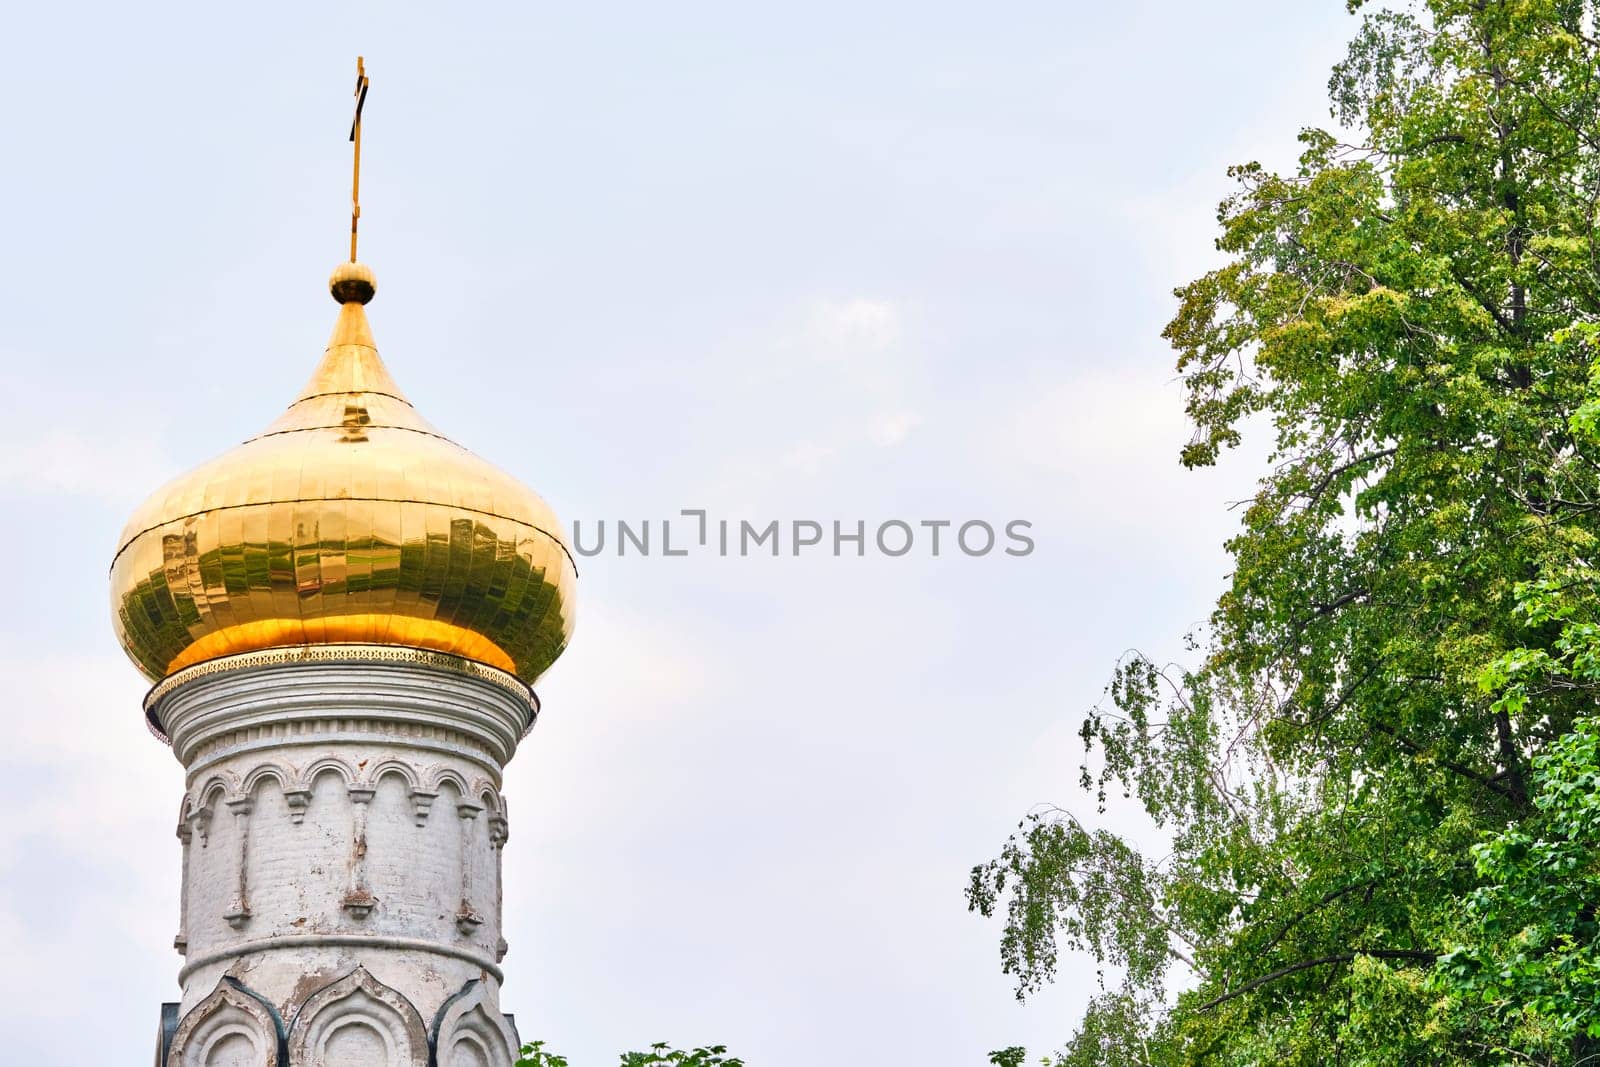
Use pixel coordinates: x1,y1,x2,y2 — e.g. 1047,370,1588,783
349,57,370,262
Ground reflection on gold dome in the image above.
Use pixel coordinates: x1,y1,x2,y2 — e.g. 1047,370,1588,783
109,263,577,686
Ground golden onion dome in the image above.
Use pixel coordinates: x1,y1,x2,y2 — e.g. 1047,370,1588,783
110,262,577,688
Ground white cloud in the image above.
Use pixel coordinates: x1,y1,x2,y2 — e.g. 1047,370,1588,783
803,297,903,356
869,410,921,447
781,440,837,475
689,296,922,500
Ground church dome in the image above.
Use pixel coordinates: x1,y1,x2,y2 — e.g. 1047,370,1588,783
110,262,577,687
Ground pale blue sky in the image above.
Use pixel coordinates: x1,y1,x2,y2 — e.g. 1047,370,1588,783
0,2,1353,1062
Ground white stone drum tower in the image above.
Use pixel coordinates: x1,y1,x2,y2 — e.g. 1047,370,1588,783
111,63,576,1067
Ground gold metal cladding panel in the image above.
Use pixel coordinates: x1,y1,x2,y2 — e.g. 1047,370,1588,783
116,429,566,559
111,499,574,683
110,281,577,688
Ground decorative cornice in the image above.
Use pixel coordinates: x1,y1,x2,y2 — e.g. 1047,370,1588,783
145,643,538,742
178,933,504,986
152,653,537,771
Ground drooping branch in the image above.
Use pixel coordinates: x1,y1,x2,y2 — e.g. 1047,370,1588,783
1194,948,1438,1013
1300,447,1399,510
1276,587,1371,659
1249,880,1377,964
1365,718,1520,802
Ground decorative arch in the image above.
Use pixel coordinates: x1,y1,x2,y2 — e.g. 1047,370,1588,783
176,795,197,849
167,976,285,1066
368,758,421,792
241,761,291,797
193,773,237,813
287,966,428,1067
429,979,519,1067
298,756,359,792
426,767,470,798
469,781,501,814
187,776,234,847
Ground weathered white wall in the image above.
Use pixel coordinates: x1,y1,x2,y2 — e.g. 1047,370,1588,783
153,656,530,1066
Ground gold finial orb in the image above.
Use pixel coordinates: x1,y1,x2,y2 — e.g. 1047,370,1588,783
330,260,377,304
109,268,577,689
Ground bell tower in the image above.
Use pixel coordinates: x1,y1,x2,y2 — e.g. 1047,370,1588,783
112,61,576,1066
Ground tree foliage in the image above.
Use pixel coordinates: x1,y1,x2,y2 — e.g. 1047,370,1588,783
516,1040,745,1067
970,1,1600,1062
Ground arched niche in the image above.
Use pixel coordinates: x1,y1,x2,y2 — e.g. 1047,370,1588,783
167,977,284,1066
287,966,427,1067
430,979,519,1067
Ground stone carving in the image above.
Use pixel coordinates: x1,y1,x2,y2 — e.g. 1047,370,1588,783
283,787,313,824
287,966,428,1067
182,757,504,824
455,799,485,936
488,802,509,958
408,788,439,825
190,804,216,847
223,796,254,929
430,979,520,1067
168,977,285,1066
343,783,379,919
175,799,193,955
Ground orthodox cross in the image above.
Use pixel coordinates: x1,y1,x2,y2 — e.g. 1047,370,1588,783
349,57,370,262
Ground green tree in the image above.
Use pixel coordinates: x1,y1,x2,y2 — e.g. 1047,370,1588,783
1442,718,1600,1056
1440,465,1600,1057
617,1043,745,1067
516,1040,571,1067
515,1041,745,1067
969,1,1600,1062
